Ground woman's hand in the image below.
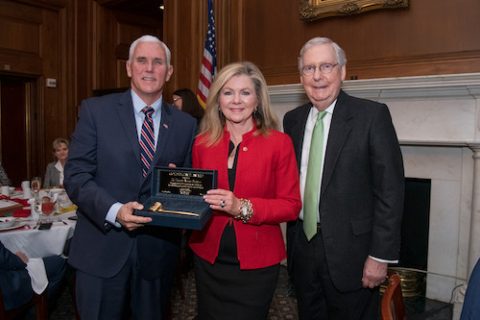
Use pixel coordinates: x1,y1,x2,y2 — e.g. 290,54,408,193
204,189,241,217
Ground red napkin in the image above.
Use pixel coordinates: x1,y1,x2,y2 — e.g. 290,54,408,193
11,198,30,218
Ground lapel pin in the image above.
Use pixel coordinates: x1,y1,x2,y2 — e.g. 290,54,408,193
163,123,169,129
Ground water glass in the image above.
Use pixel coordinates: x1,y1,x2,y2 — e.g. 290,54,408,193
31,177,42,193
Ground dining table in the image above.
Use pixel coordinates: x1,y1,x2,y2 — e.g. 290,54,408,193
0,188,76,258
0,218,76,258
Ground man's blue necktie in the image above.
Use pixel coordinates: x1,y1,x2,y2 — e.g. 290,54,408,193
140,106,155,177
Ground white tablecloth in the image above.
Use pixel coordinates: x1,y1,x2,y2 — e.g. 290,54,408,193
0,219,75,258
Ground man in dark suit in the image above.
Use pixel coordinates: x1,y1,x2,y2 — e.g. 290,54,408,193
283,37,404,320
64,35,196,319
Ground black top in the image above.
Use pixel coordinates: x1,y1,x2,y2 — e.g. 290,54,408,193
216,141,241,265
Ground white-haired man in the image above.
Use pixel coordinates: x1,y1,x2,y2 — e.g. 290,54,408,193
65,35,196,319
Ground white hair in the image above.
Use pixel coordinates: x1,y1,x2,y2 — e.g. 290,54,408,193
298,37,347,73
128,35,171,66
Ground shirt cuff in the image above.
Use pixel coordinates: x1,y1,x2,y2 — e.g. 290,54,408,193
106,202,122,228
369,255,398,264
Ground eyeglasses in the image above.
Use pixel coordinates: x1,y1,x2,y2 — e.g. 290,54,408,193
301,63,338,76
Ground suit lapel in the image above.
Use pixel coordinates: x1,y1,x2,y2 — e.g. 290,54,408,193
290,104,311,166
151,102,174,169
321,91,353,195
115,90,142,169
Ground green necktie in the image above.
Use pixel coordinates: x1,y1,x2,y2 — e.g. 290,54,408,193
303,111,327,241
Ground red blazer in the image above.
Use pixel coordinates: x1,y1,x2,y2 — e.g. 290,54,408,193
189,128,301,270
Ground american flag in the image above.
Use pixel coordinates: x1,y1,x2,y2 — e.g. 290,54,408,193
196,0,217,108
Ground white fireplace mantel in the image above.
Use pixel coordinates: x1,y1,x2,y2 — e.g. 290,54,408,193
270,72,480,147
269,73,480,320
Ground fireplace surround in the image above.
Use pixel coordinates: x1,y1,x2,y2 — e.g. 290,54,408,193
269,72,480,320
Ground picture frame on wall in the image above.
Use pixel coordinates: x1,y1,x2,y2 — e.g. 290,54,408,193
299,0,409,22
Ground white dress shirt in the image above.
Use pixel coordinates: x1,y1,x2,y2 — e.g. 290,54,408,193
299,101,336,221
54,161,64,187
131,90,162,147
105,91,164,226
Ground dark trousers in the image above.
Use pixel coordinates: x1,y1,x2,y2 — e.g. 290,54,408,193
291,222,379,320
43,255,67,310
75,243,174,320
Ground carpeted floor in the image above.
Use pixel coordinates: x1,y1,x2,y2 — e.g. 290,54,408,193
50,266,453,319
169,265,298,320
50,265,298,320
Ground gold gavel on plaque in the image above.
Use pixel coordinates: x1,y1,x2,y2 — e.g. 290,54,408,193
149,202,199,216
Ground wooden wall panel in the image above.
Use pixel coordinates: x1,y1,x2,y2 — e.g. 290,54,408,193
216,1,244,67
74,0,95,107
0,19,40,54
0,1,43,75
163,0,205,100
0,0,74,179
163,0,246,100
238,0,480,83
93,6,162,91
41,7,64,156
0,51,43,76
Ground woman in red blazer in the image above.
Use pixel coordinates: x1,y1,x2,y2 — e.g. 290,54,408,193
189,61,301,319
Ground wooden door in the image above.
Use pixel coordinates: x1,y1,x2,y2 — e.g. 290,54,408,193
0,76,34,186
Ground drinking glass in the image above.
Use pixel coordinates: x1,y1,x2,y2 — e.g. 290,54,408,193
41,196,55,222
31,177,42,218
31,177,42,193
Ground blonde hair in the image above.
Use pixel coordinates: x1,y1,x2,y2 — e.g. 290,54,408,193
199,61,278,146
52,138,69,151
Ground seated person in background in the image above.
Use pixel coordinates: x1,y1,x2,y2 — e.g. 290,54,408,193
172,88,205,124
0,241,66,312
0,162,11,186
43,138,69,188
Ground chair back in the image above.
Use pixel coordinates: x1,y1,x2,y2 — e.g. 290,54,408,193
381,273,406,320
0,288,48,320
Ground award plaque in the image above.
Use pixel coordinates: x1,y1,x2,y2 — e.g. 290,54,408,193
157,169,215,197
136,167,217,230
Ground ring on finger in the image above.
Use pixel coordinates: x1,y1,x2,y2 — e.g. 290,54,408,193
220,200,225,208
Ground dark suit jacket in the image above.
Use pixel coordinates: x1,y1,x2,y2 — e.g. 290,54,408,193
461,258,480,319
0,242,32,310
283,90,404,292
64,90,196,280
